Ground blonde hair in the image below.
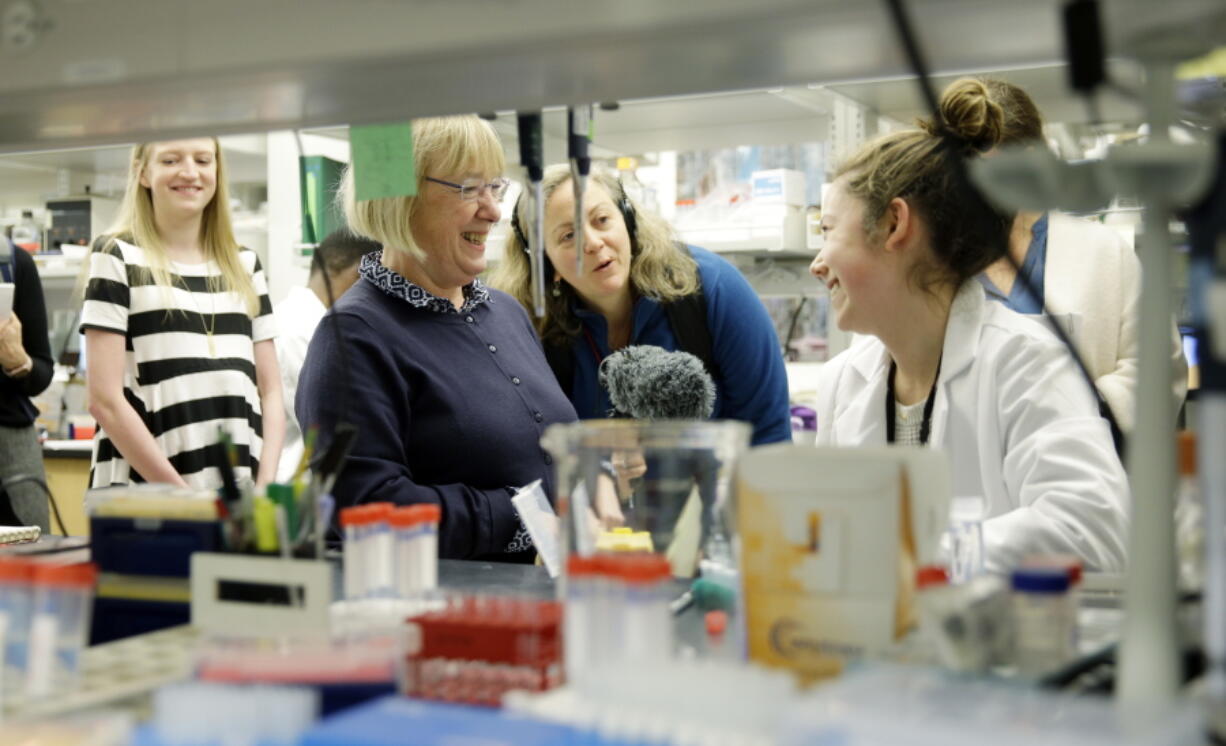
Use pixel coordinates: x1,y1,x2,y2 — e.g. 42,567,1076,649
84,138,258,316
835,78,1011,292
339,115,506,261
976,77,1047,146
489,164,700,346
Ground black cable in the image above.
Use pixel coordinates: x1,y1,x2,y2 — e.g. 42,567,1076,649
2,474,68,537
881,0,1125,457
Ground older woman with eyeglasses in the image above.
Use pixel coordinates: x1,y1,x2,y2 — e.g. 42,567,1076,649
296,115,577,562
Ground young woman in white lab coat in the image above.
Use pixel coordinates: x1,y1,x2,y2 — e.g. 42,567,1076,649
811,79,1129,573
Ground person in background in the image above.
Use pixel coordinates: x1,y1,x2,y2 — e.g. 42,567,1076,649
972,76,1187,432
811,79,1129,572
81,138,283,491
0,237,53,530
491,165,791,446
295,115,577,562
273,230,376,483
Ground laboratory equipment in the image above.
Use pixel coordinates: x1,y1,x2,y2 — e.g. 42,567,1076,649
151,681,319,746
515,111,546,318
403,595,563,707
1011,566,1077,678
0,558,33,705
946,495,985,583
736,444,951,682
541,419,750,580
567,106,592,276
25,562,97,698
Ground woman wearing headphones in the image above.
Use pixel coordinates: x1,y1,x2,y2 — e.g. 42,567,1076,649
492,165,791,446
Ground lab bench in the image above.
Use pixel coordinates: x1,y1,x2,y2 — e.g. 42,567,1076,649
41,439,91,536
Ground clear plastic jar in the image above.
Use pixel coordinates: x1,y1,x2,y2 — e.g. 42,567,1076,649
25,563,97,698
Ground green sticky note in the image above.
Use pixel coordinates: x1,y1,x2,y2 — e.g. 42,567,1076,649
350,122,416,202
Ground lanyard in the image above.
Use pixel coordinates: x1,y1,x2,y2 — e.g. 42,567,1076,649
581,327,604,366
885,358,941,445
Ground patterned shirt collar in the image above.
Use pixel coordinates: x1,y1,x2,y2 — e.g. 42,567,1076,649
359,250,491,314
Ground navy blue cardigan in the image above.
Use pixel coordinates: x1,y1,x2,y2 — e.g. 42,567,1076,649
296,279,577,562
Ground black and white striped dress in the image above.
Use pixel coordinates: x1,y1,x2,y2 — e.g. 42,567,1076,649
80,238,276,490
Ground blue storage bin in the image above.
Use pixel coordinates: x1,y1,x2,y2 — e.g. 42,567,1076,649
90,517,222,578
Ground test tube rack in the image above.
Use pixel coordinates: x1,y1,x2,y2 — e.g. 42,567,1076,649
403,596,563,707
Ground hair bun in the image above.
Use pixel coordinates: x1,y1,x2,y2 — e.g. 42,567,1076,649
928,78,1005,153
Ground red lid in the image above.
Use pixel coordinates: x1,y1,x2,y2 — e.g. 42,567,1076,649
566,555,598,577
339,505,368,527
412,503,441,524
32,562,97,588
366,502,394,522
387,507,417,528
617,554,671,584
705,610,728,637
0,558,34,583
916,565,949,589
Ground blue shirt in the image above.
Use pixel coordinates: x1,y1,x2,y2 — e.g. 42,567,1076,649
565,246,792,446
980,213,1048,315
296,254,577,561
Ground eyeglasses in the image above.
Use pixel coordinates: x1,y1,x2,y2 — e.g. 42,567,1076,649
425,176,510,202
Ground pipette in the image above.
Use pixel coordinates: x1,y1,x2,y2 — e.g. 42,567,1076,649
567,106,592,276
517,112,546,317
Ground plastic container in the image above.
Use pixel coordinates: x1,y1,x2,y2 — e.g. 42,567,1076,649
340,506,370,601
790,405,817,446
25,562,97,698
364,503,395,598
0,558,34,702
617,553,673,661
413,504,440,592
389,504,440,599
541,420,751,581
946,495,985,583
563,555,598,682
1011,567,1076,677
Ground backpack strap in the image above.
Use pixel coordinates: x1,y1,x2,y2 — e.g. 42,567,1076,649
664,285,717,382
664,244,718,383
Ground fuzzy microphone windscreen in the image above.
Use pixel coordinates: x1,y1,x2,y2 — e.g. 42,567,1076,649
598,345,716,420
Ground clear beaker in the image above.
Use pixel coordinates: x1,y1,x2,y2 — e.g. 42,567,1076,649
541,420,751,579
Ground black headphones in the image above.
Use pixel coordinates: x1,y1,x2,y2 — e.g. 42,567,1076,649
511,178,638,255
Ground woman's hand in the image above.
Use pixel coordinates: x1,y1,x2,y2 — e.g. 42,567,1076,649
0,315,30,371
611,449,647,500
592,473,626,530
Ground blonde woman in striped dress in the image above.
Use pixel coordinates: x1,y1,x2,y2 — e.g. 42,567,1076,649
81,138,282,491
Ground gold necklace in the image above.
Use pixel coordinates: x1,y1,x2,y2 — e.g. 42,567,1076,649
179,269,218,357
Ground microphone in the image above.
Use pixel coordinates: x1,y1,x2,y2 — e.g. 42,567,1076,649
598,345,716,420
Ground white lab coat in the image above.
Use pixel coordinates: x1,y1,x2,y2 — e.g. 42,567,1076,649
1043,212,1187,432
815,281,1130,572
273,286,327,483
